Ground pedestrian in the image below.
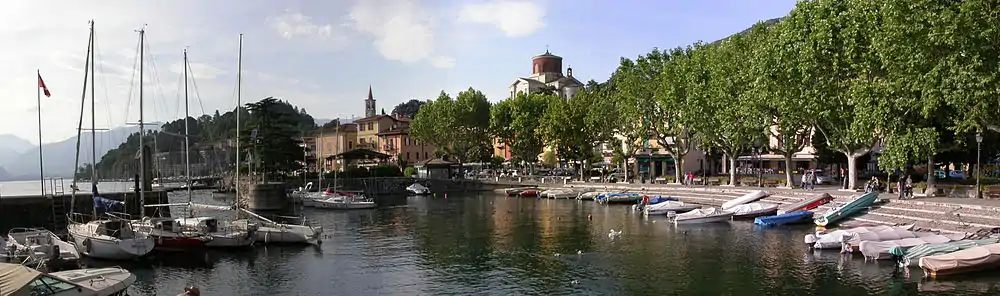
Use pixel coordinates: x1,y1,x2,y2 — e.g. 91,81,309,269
841,167,848,189
905,174,913,199
808,169,816,190
897,174,906,200
801,170,809,189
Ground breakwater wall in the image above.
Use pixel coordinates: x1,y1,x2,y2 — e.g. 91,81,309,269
289,177,517,195
0,191,169,235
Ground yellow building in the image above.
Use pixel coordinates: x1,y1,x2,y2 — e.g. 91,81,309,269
314,123,357,172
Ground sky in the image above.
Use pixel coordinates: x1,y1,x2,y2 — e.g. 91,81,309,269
1,0,798,144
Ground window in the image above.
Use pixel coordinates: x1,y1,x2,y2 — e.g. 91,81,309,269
28,276,77,295
349,141,353,149
360,138,366,144
359,124,364,131
407,152,411,160
368,123,373,130
424,152,428,159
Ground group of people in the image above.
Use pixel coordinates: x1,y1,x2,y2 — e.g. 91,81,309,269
864,175,913,199
800,169,819,190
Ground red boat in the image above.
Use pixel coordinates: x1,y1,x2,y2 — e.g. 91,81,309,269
518,189,540,198
136,218,212,251
777,193,834,214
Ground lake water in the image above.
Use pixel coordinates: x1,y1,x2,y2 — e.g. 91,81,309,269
47,191,1000,295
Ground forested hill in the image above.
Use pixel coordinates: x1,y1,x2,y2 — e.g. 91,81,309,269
88,98,316,178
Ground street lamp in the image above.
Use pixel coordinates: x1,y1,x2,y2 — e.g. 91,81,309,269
753,139,762,187
976,132,983,198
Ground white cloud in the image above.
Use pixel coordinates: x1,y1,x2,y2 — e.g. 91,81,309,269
458,0,546,37
348,0,455,68
267,9,349,49
169,62,226,80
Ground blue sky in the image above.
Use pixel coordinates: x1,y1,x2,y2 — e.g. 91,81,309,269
0,0,797,144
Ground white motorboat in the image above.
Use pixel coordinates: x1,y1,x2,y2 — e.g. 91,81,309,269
577,191,600,200
541,188,577,199
721,190,769,210
727,203,779,220
0,263,135,296
642,201,701,215
804,224,915,249
302,190,347,207
313,196,377,210
66,218,155,260
5,228,80,270
175,217,256,248
236,210,323,245
406,183,431,195
672,207,734,225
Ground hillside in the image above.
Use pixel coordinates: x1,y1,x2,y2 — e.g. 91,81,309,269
0,134,35,164
0,126,149,181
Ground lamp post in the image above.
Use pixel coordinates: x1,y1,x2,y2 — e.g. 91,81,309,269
976,132,983,198
753,139,762,187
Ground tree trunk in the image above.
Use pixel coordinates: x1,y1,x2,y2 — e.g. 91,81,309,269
925,154,936,196
729,156,738,186
673,157,685,185
623,157,629,183
846,154,858,190
784,155,794,188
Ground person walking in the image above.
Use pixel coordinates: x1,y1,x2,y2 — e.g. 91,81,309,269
905,174,913,199
841,167,848,189
897,174,907,200
807,169,816,190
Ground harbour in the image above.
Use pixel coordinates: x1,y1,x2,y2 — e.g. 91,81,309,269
26,189,1000,295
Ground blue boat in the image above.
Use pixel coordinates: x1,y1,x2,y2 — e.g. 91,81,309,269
754,211,814,227
647,196,678,205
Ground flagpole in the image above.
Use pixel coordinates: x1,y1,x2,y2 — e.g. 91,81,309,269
37,69,45,196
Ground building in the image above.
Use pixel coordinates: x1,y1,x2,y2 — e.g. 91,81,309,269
308,87,436,170
313,123,358,172
509,50,585,100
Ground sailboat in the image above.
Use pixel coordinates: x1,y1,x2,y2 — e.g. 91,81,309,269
227,34,322,245
169,48,255,248
66,21,155,260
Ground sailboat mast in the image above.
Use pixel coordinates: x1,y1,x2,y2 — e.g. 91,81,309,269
235,34,242,217
184,49,192,214
70,21,94,216
36,68,44,197
90,22,97,190
89,21,97,219
138,28,146,218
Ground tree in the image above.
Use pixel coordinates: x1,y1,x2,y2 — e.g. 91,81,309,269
648,48,698,184
243,97,306,179
410,88,492,174
321,119,341,129
541,150,557,168
391,99,427,119
776,0,891,189
490,92,554,170
690,27,769,186
539,82,613,180
610,58,653,182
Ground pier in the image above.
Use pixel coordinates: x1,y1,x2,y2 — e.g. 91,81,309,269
0,190,169,235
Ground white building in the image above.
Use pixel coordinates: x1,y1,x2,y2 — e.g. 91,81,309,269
509,50,584,100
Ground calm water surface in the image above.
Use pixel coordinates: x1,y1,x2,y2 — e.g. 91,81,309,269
67,191,1000,296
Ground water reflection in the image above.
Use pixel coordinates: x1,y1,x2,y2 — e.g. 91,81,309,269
101,191,1000,295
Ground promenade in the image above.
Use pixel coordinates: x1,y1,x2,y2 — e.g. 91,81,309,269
487,178,1000,234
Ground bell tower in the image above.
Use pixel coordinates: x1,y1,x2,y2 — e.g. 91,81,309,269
365,85,376,117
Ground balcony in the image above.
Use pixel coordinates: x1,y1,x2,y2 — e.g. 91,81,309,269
383,145,397,151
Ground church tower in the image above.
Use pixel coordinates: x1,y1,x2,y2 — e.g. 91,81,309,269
365,85,376,117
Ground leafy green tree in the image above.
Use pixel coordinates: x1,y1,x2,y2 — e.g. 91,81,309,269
776,0,891,189
690,27,769,185
539,82,613,180
242,97,306,180
649,47,698,184
490,92,554,171
410,88,492,174
610,58,654,182
541,150,557,168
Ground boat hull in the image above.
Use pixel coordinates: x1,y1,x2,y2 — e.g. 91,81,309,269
814,192,879,227
255,225,322,245
674,213,734,225
777,193,833,214
721,190,769,210
754,211,815,226
67,231,154,260
150,235,210,252
205,232,255,248
314,201,376,210
644,205,700,215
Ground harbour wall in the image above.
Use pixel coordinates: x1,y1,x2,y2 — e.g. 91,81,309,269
0,191,169,235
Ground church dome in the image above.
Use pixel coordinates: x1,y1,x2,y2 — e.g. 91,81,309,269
532,50,563,75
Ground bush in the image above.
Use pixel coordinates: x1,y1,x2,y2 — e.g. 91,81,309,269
369,164,402,177
403,166,416,177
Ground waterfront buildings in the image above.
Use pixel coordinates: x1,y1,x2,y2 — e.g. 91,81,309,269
307,87,435,172
508,50,584,100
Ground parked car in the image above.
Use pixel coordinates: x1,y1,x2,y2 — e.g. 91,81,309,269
814,170,832,185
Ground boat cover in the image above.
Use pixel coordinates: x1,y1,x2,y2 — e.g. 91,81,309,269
647,196,678,205
727,203,778,217
805,225,914,249
754,211,814,226
675,207,727,220
189,203,235,211
777,193,832,214
845,228,939,248
406,183,429,191
919,243,1000,276
859,233,967,260
0,263,41,295
645,201,695,212
897,239,1000,266
93,196,124,211
721,190,769,210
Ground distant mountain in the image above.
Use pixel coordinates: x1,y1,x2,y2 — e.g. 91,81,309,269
0,126,157,181
0,134,35,164
710,17,783,45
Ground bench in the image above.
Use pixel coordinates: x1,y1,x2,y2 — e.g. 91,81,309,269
985,187,1000,199
764,179,779,187
709,179,721,186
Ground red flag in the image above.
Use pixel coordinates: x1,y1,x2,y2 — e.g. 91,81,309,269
37,74,51,97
